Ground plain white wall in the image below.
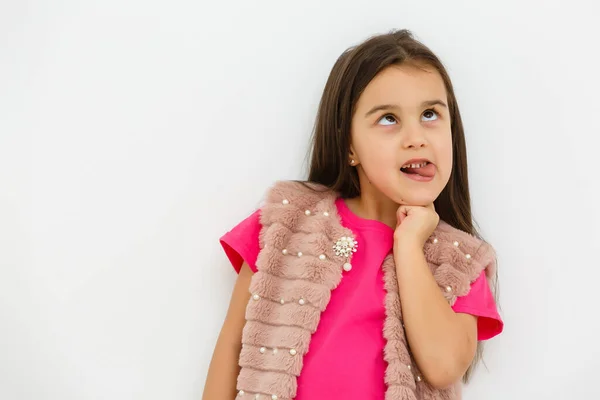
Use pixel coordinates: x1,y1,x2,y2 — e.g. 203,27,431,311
1,0,599,399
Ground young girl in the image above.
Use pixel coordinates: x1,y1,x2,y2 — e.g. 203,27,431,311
203,29,503,400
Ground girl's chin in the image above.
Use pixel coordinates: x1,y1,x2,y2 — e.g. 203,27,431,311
394,193,441,207
372,182,441,207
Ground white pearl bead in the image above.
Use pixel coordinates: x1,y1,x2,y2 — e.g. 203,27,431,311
407,365,411,370
445,286,452,292
254,395,259,400
239,390,245,396
453,241,459,247
323,211,329,217
466,254,471,259
252,294,260,300
417,375,422,382
282,199,289,205
289,349,297,356
272,395,278,400
299,298,305,305
280,299,285,305
433,238,438,244
305,210,311,216
272,348,278,354
319,254,326,261
259,347,266,354
282,249,288,255
297,252,303,257
343,262,352,272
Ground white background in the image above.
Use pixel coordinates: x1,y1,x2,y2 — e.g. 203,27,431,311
2,1,599,399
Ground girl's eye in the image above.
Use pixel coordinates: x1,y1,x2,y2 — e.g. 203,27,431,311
377,114,397,126
378,109,440,126
422,109,439,122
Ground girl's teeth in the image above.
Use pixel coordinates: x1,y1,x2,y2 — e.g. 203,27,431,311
402,162,428,169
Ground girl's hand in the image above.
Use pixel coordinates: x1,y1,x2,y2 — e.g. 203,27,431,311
393,203,439,251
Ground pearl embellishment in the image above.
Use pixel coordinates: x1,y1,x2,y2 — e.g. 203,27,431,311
343,263,352,272
298,298,305,305
252,294,260,301
466,254,471,259
334,236,358,258
239,390,245,396
272,395,278,400
305,210,311,216
453,241,459,247
289,349,297,356
259,347,266,354
282,199,289,205
282,249,288,255
417,375,422,382
445,286,452,292
323,211,329,216
297,252,303,257
280,299,285,305
319,254,326,261
433,238,438,243
272,348,278,354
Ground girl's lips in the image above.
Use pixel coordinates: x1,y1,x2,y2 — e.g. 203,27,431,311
400,161,436,181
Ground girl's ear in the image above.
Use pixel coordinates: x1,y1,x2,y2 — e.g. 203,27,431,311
348,145,360,166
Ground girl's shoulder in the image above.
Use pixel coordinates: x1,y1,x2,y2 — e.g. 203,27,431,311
432,221,496,268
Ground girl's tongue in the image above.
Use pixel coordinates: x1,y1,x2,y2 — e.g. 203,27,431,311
403,163,435,177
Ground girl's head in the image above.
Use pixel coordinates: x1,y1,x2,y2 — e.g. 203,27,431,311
308,29,473,234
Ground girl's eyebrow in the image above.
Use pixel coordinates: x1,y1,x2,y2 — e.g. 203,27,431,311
364,99,448,117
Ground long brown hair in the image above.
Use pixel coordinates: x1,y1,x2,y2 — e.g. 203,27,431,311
305,29,495,382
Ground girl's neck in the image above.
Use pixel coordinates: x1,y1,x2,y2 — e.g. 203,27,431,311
344,192,398,230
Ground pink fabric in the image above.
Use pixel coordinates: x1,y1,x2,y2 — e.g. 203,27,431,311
220,198,503,398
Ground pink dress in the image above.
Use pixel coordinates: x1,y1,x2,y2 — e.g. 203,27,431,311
220,198,503,399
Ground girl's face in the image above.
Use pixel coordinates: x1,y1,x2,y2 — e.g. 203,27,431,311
350,64,453,206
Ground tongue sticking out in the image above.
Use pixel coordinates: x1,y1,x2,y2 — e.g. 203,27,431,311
403,163,435,177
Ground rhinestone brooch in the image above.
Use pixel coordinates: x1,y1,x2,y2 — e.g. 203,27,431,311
333,236,358,272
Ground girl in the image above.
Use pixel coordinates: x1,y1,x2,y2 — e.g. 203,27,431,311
203,29,503,400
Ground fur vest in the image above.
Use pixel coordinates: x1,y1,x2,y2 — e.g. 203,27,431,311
235,181,496,400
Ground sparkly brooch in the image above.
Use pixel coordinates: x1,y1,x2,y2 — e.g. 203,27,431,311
333,236,358,272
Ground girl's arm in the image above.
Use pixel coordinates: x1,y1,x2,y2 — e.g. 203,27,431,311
395,241,478,389
202,262,253,399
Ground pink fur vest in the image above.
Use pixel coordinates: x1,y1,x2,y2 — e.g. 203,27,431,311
235,181,496,400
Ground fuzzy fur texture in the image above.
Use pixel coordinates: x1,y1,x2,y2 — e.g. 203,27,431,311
235,181,495,400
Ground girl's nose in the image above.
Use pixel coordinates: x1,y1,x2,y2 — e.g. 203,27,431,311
401,126,427,149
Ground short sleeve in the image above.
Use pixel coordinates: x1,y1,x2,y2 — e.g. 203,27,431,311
451,270,504,340
219,210,261,274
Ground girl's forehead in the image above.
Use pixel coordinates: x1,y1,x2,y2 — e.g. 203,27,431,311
357,65,447,109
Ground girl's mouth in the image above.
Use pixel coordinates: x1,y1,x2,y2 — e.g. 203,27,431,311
400,161,435,182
